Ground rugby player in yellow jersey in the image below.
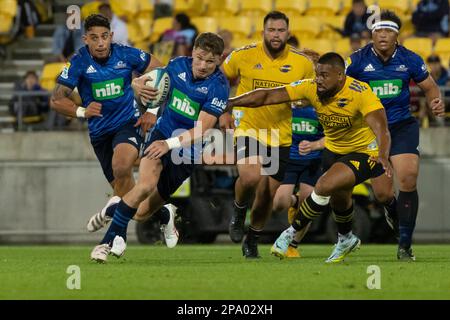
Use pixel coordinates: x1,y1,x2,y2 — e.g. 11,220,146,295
220,11,315,258
226,52,393,263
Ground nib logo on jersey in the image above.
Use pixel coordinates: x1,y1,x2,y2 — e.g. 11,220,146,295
369,79,402,99
92,78,124,100
169,88,200,120
292,117,319,135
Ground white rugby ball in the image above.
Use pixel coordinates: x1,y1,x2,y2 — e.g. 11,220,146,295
142,68,171,109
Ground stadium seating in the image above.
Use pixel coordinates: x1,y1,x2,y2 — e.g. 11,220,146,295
191,17,219,34
377,0,410,16
400,18,415,39
0,0,17,34
231,37,259,49
306,0,341,16
251,15,267,35
150,17,173,43
434,38,450,68
110,0,140,20
81,1,102,19
205,0,239,17
403,37,433,61
135,0,154,41
319,15,346,40
40,63,66,92
173,0,205,17
218,16,253,39
334,38,352,58
274,0,308,17
240,0,273,17
300,39,334,55
341,0,378,14
290,16,322,41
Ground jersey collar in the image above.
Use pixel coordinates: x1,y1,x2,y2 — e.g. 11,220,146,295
87,44,113,65
370,43,398,65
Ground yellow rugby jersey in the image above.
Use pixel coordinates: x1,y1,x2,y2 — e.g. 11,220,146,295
284,77,384,156
223,42,314,147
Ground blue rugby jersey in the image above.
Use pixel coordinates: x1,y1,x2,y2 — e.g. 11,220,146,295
155,56,229,138
345,43,429,125
153,56,229,163
57,43,151,138
290,105,323,162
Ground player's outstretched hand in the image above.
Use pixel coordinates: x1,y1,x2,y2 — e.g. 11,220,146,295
85,102,103,118
145,140,169,159
135,112,157,132
132,74,159,105
430,98,445,117
370,155,393,178
219,113,235,131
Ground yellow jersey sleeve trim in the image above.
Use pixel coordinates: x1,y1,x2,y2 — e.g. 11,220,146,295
285,79,313,101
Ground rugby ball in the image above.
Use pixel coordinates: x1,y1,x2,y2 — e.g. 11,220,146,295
142,68,171,109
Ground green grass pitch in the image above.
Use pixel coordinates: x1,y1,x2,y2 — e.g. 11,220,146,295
1,244,449,300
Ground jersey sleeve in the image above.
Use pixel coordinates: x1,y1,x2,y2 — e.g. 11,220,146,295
345,53,359,78
125,46,151,74
408,52,429,84
360,83,385,116
302,58,315,79
284,79,315,102
56,55,83,89
202,78,230,118
222,49,240,80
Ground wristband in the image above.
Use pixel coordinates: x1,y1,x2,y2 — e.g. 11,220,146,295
146,107,159,116
165,137,182,149
76,106,86,118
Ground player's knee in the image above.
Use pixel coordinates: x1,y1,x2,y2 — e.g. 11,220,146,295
272,194,289,213
112,161,133,180
315,178,333,196
239,174,260,190
134,181,156,201
373,188,393,204
398,174,418,191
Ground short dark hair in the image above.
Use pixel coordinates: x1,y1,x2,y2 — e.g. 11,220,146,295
193,32,225,56
24,70,38,79
352,0,365,5
379,10,402,30
427,54,441,63
263,11,289,28
98,3,111,11
84,14,110,32
318,52,346,70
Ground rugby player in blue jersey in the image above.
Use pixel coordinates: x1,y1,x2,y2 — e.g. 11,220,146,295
90,32,230,262
50,14,187,249
272,105,324,258
346,10,445,260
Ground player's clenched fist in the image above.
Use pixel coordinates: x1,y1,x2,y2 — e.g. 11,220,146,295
85,102,103,118
430,98,445,117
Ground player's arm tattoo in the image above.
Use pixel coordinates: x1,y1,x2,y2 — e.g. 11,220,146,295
52,83,74,100
50,84,78,117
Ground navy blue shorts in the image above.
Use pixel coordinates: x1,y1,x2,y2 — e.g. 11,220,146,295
145,129,195,201
90,120,142,183
389,117,420,156
282,159,322,187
